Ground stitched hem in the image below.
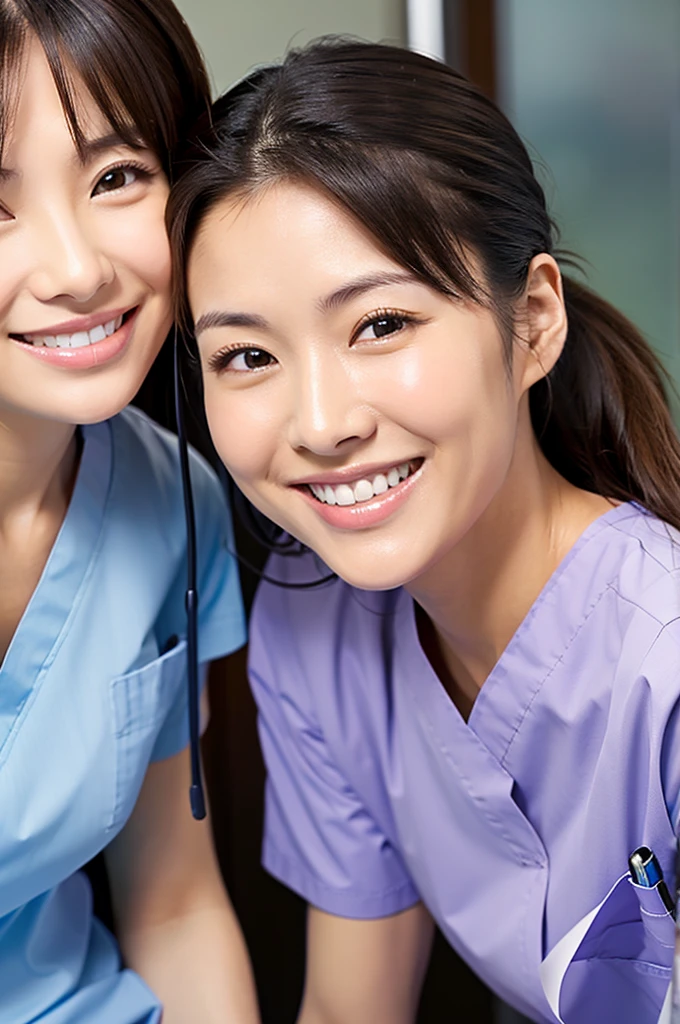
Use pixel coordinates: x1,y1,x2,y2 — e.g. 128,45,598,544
263,839,420,919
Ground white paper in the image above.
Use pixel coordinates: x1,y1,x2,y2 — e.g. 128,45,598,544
540,872,628,1023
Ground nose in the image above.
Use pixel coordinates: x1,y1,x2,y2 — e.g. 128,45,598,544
287,349,376,456
28,209,114,303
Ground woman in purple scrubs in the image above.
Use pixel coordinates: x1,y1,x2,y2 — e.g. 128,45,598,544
170,40,680,1024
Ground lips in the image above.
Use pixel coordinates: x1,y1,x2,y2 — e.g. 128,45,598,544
296,456,425,531
9,306,140,370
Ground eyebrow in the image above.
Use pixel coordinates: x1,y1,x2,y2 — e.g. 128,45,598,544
194,271,421,337
317,271,420,313
0,131,147,182
194,310,270,336
77,131,147,165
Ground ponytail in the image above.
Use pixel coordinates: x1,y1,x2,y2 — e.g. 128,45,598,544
531,275,680,532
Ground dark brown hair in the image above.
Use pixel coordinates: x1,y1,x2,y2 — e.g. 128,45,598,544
0,0,211,177
169,38,680,531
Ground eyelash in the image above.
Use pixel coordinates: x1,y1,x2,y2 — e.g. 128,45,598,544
91,160,155,196
207,344,272,375
351,307,423,343
206,308,424,375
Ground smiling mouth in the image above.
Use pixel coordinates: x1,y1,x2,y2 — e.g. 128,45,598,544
10,308,137,349
304,459,423,507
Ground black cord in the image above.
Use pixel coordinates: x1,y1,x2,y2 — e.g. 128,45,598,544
217,466,337,589
228,545,337,589
173,329,206,821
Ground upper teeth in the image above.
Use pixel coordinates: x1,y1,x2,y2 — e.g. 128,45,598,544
309,462,413,506
23,315,123,348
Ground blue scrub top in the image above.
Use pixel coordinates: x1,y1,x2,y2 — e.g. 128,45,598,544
250,503,680,1024
0,406,245,1023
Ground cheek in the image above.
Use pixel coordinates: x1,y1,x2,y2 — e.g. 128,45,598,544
203,382,279,483
0,268,23,319
110,202,171,293
143,235,171,293
366,343,512,441
0,228,44,318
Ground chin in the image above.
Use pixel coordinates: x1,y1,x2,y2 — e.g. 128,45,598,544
247,497,426,592
311,549,417,593
60,378,150,426
338,571,408,592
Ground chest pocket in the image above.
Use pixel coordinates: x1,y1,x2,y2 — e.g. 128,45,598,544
108,640,187,831
544,874,673,1024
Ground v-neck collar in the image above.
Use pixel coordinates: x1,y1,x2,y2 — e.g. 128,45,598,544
0,419,113,763
396,501,642,767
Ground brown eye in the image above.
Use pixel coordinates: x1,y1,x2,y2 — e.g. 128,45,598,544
355,314,410,343
242,349,272,369
209,347,277,374
93,169,131,194
371,315,405,338
92,164,151,196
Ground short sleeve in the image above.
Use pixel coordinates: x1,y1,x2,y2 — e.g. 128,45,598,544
151,452,245,762
249,577,419,919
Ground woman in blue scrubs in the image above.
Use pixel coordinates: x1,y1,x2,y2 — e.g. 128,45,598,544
170,40,680,1024
0,2,259,1022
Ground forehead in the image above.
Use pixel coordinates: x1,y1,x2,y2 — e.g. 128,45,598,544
1,33,130,162
192,181,399,283
187,181,464,341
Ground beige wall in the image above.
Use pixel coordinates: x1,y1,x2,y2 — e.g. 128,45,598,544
174,0,405,95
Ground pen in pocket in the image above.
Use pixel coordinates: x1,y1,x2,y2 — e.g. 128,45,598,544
628,846,676,918
630,847,675,921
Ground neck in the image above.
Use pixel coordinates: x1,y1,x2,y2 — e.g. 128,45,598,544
407,429,614,705
0,407,78,525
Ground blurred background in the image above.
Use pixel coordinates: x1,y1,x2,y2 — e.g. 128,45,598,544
169,2,680,1022
173,0,680,403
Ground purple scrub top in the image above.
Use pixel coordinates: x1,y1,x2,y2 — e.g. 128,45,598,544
249,503,680,1024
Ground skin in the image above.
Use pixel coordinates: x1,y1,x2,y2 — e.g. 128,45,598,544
188,180,614,1020
0,38,259,1024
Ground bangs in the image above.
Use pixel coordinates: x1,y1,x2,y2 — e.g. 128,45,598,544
0,0,210,176
0,6,28,159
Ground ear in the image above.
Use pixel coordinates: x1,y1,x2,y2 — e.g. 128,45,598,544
515,253,567,393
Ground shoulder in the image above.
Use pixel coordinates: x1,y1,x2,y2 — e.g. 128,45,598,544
605,503,680,629
579,505,680,715
249,547,398,701
102,408,243,660
108,406,228,527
